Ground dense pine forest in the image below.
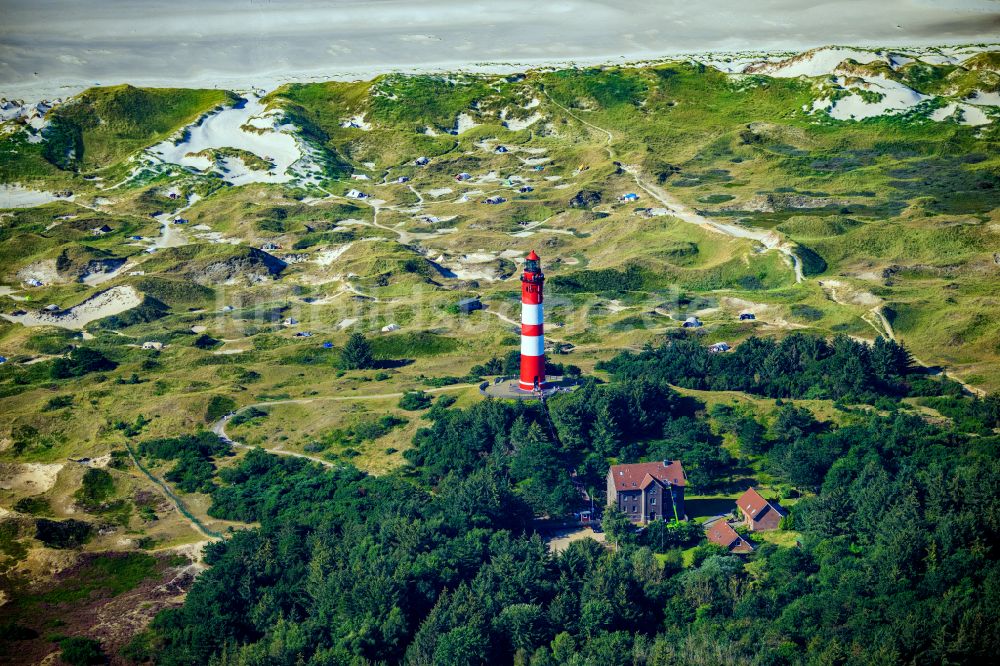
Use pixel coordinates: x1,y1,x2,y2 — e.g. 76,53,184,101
118,334,1000,665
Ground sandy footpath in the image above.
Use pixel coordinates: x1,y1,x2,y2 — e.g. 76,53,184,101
1,1,997,102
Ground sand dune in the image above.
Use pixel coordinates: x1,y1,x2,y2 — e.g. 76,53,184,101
1,285,142,329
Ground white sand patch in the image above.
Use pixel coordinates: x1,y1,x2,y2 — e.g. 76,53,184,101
1,285,142,329
523,97,541,109
820,279,881,307
504,112,543,131
956,104,991,126
0,462,64,493
964,90,1000,106
82,261,133,287
314,243,353,266
451,112,478,134
544,175,562,181
747,46,884,77
337,318,357,330
427,187,453,198
816,75,929,120
148,94,320,186
0,184,74,209
929,102,991,126
340,114,371,130
213,348,247,355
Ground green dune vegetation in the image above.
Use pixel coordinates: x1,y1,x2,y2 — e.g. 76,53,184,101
0,47,998,663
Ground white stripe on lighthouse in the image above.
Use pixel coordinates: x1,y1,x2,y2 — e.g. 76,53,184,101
521,335,544,357
521,302,543,325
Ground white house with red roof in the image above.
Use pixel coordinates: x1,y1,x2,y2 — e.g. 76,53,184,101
606,460,686,524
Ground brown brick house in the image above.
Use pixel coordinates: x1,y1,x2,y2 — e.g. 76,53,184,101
736,487,787,531
606,460,686,524
705,519,754,554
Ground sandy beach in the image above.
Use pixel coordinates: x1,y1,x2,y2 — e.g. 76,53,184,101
1,1,998,102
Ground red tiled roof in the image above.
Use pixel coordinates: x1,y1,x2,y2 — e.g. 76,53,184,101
705,520,753,553
737,487,786,522
609,460,686,490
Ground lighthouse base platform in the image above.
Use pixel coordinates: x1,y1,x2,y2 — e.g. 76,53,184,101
480,376,581,401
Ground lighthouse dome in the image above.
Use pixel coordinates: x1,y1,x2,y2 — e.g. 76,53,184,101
526,250,539,261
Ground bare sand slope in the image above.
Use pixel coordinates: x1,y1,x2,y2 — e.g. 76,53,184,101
0,462,64,493
2,1,998,101
1,285,141,329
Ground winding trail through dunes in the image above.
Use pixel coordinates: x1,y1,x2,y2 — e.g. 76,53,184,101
819,279,985,396
542,88,804,283
125,443,222,541
209,383,475,469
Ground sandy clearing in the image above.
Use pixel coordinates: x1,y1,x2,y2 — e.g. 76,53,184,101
314,243,354,266
817,75,929,121
147,94,317,186
0,184,74,209
547,526,605,553
0,462,64,493
504,112,543,131
1,285,142,329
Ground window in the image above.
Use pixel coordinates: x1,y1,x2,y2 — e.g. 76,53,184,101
651,498,656,505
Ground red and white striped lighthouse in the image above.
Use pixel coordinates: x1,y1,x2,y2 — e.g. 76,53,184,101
519,250,546,391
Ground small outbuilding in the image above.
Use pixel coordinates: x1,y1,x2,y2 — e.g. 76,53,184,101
322,341,334,349
739,313,756,321
91,224,113,235
25,279,43,287
619,193,640,202
43,304,60,312
455,172,472,181
415,156,430,166
495,145,509,154
682,316,702,328
705,520,754,554
0,356,7,365
283,317,299,327
708,342,731,353
346,189,369,200
142,341,163,350
381,323,401,333
519,186,533,193
484,196,506,205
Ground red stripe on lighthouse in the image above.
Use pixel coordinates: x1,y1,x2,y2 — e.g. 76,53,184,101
519,250,546,391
